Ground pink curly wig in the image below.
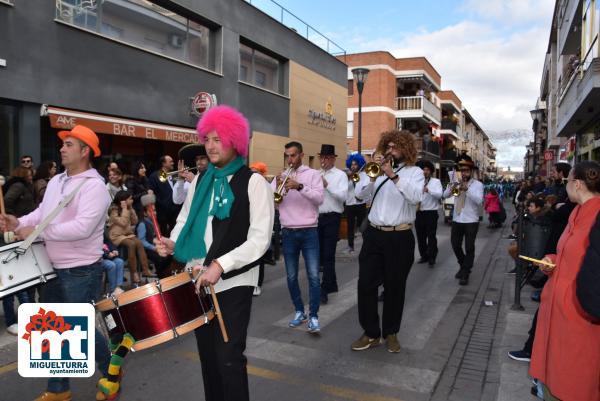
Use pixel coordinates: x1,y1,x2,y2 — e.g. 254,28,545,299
197,105,250,157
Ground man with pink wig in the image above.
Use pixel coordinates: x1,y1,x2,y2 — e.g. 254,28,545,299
155,105,274,401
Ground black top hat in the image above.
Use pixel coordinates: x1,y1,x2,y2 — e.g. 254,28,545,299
178,144,207,168
416,159,435,171
318,144,337,156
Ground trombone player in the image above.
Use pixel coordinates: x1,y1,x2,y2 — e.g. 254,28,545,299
352,130,424,353
273,141,324,333
345,153,368,253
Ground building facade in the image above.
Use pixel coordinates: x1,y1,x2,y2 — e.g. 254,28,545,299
0,0,348,176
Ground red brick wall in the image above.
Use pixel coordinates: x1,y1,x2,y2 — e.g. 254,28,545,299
346,111,396,152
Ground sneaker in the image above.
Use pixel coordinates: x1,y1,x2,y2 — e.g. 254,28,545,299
253,286,262,296
6,323,18,336
111,287,125,296
288,311,307,328
385,334,401,353
34,391,72,401
507,350,531,362
351,334,381,351
307,317,320,333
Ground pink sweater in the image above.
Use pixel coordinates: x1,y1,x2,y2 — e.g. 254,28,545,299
273,165,324,228
18,169,111,269
484,193,501,213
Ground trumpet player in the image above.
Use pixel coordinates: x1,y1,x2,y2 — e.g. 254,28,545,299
345,153,368,254
148,154,180,235
317,144,347,305
352,130,424,353
173,144,209,205
273,141,324,333
415,159,443,267
443,157,484,286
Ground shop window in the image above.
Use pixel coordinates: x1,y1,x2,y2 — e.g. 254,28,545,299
239,42,285,94
55,0,217,71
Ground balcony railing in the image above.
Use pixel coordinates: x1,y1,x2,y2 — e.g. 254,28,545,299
417,139,440,157
440,148,457,162
395,96,441,123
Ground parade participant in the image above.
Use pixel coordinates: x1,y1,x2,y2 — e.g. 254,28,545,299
173,144,208,205
443,157,484,286
530,161,600,401
415,159,443,266
0,125,115,401
344,153,368,254
249,161,271,296
317,144,347,304
148,154,180,235
274,141,324,332
351,130,424,353
154,105,274,401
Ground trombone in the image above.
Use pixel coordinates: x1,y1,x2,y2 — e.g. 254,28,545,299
274,165,294,204
158,166,197,183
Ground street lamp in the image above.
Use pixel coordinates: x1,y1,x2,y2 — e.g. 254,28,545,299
352,67,369,154
529,108,543,176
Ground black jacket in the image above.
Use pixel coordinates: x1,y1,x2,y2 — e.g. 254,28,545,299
4,177,35,217
576,211,600,321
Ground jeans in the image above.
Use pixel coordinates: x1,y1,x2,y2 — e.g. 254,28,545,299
282,227,320,318
102,258,124,293
2,290,30,326
318,212,341,294
41,262,112,393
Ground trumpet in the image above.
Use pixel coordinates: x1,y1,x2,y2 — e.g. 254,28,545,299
450,171,463,196
350,172,360,183
158,166,197,183
274,165,294,204
364,156,393,179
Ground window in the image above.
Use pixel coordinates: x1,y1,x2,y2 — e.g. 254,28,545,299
581,0,599,70
239,42,284,94
347,121,354,139
55,0,216,70
348,80,354,96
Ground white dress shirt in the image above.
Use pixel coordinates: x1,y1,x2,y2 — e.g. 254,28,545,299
319,166,347,214
172,179,191,205
419,177,443,211
169,172,275,293
355,164,424,226
443,179,484,223
346,171,369,206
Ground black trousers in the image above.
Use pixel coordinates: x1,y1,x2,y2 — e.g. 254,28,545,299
358,226,415,338
318,212,341,294
194,286,254,401
450,222,479,274
524,308,538,354
415,210,439,262
345,204,367,249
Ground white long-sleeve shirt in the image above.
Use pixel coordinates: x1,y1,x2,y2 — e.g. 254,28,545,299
346,171,369,206
443,179,484,223
355,164,424,226
169,172,274,293
319,167,347,214
172,179,191,205
419,177,443,211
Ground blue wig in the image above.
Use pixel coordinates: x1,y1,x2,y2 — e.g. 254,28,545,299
346,153,366,169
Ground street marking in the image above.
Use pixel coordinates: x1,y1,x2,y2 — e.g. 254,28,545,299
0,362,17,375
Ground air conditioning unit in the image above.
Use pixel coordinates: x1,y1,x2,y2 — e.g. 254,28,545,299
169,34,184,48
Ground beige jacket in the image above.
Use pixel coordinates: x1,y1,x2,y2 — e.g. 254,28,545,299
108,206,138,246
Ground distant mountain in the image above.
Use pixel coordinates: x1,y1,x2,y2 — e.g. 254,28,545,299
487,129,532,169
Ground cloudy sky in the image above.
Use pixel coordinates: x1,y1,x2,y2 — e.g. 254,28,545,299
257,0,556,167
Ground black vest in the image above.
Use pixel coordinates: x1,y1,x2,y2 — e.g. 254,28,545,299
202,166,261,280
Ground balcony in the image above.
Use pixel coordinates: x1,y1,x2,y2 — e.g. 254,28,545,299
395,96,441,125
417,138,440,159
439,120,461,140
440,148,458,167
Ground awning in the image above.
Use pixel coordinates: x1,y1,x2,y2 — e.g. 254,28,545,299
42,105,198,144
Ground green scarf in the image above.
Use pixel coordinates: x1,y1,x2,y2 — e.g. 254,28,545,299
174,156,245,263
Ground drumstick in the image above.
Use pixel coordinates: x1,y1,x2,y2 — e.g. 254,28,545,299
518,255,555,267
209,284,229,343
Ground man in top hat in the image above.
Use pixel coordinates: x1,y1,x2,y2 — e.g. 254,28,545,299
173,144,208,205
317,144,347,304
415,159,443,266
0,125,117,401
443,156,484,285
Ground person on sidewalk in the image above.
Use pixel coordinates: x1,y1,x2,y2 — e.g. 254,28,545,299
351,130,424,353
0,125,116,401
529,161,600,401
415,159,442,267
155,105,274,401
344,153,368,254
274,141,324,333
318,144,347,304
484,188,501,228
443,156,484,286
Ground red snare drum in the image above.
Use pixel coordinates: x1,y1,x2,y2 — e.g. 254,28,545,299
95,272,213,351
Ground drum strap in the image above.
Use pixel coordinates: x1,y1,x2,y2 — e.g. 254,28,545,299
16,179,88,255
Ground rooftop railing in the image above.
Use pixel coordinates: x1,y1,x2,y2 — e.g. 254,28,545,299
244,0,346,56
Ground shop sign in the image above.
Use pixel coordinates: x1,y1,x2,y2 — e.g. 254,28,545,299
190,92,217,117
46,106,198,144
543,150,554,161
308,100,336,130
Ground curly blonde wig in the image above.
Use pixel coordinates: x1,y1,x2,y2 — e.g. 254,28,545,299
376,130,417,166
